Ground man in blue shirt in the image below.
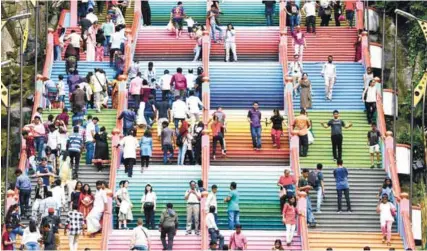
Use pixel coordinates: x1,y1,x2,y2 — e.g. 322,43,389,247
247,102,262,150
118,108,136,136
15,169,32,218
333,159,352,213
224,182,240,230
36,157,55,187
68,126,84,179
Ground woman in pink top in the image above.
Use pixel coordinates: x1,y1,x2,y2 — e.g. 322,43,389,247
282,196,300,246
292,26,306,64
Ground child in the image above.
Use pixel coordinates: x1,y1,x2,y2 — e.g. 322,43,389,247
282,195,299,246
57,75,65,109
185,16,195,38
95,43,104,62
139,129,153,171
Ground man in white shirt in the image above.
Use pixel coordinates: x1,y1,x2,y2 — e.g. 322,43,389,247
302,0,317,33
128,61,140,80
186,90,204,129
109,27,126,66
289,54,303,97
85,8,98,24
131,218,151,250
205,185,218,224
47,124,61,155
185,69,196,91
92,69,107,112
86,181,108,237
207,205,224,250
159,69,173,102
321,55,337,101
51,180,66,216
172,96,188,130
65,30,83,59
85,117,98,164
185,180,201,235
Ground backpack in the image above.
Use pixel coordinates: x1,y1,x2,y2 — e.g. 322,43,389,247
176,133,185,147
308,170,318,187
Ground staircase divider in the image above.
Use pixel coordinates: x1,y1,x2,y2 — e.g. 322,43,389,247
101,1,140,249
359,4,415,249
279,2,309,250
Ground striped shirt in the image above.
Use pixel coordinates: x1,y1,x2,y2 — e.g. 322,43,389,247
67,133,83,152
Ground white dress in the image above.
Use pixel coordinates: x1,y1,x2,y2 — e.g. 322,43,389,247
86,26,96,61
137,102,147,126
116,187,133,221
86,189,108,233
379,202,395,225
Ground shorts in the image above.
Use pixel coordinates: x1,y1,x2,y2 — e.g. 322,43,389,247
187,26,194,33
173,19,183,30
369,144,380,153
94,92,102,102
58,95,65,102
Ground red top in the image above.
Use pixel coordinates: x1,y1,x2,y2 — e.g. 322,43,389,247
53,30,61,46
56,113,69,126
2,232,13,250
345,1,356,10
278,175,296,186
211,122,223,137
170,73,187,90
282,204,299,225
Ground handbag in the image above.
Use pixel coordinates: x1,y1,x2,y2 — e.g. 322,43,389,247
144,202,154,210
324,7,332,15
167,20,175,32
308,130,315,145
390,205,397,217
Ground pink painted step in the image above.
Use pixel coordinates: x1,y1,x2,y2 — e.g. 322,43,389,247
108,230,201,251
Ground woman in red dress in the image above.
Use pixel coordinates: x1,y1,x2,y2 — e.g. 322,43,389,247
78,184,94,218
354,29,363,62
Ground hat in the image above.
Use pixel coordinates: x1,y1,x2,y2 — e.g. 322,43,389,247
48,208,55,213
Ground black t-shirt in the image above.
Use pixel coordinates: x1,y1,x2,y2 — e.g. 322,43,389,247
156,101,170,119
263,0,276,8
41,215,61,233
79,18,92,31
367,130,381,146
271,115,284,130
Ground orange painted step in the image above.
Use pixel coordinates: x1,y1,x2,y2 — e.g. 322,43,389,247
17,232,102,251
308,232,405,251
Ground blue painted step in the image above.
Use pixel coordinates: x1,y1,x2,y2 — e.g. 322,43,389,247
210,62,284,109
292,62,365,111
50,62,117,109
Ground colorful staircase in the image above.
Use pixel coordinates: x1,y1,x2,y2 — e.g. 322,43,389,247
287,27,357,62
114,165,201,229
292,63,365,110
308,232,404,251
18,233,102,251
50,61,116,109
96,5,135,24
209,166,284,230
211,110,289,166
210,62,284,109
217,2,279,26
149,1,206,26
108,230,201,251
220,230,301,250
210,27,280,61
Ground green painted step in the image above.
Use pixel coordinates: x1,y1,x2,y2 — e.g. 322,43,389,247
42,109,118,161
300,111,381,168
96,4,135,25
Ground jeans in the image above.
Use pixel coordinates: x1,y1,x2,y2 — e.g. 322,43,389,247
186,204,200,233
331,134,343,160
144,206,155,229
265,7,275,26
134,245,148,250
290,15,299,32
306,196,316,225
85,141,94,164
162,144,174,164
69,150,81,177
178,144,188,165
25,242,40,251
34,136,44,161
366,102,376,123
346,10,355,27
160,226,175,250
211,23,223,42
10,226,24,242
316,188,323,212
227,210,240,230
337,188,352,211
193,46,201,61
209,228,224,249
104,35,110,55
132,94,140,110
299,134,309,157
250,126,262,149
54,45,62,61
212,135,224,156
18,189,31,216
124,158,136,177
306,16,316,33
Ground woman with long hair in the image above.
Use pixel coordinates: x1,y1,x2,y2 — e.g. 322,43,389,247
354,29,363,62
272,239,284,251
282,195,299,246
22,220,41,250
140,129,153,170
78,184,94,218
94,126,110,172
177,120,192,165
376,194,396,246
140,184,157,229
5,204,24,246
32,178,48,223
119,129,139,178
70,181,83,210
225,23,237,62
210,115,225,160
294,73,312,110
268,109,286,149
378,178,394,204
115,180,133,229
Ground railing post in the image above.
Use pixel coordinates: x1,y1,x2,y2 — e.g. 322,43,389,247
399,193,416,250
356,0,364,30
70,0,78,27
297,192,309,251
202,76,210,179
361,31,371,68
279,0,287,30
206,1,212,34
200,191,209,250
202,31,210,77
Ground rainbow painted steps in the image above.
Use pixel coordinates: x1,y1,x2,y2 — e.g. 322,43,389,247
211,110,289,166
149,0,206,26
209,166,285,230
114,165,201,229
17,232,102,251
299,111,378,168
215,1,280,26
